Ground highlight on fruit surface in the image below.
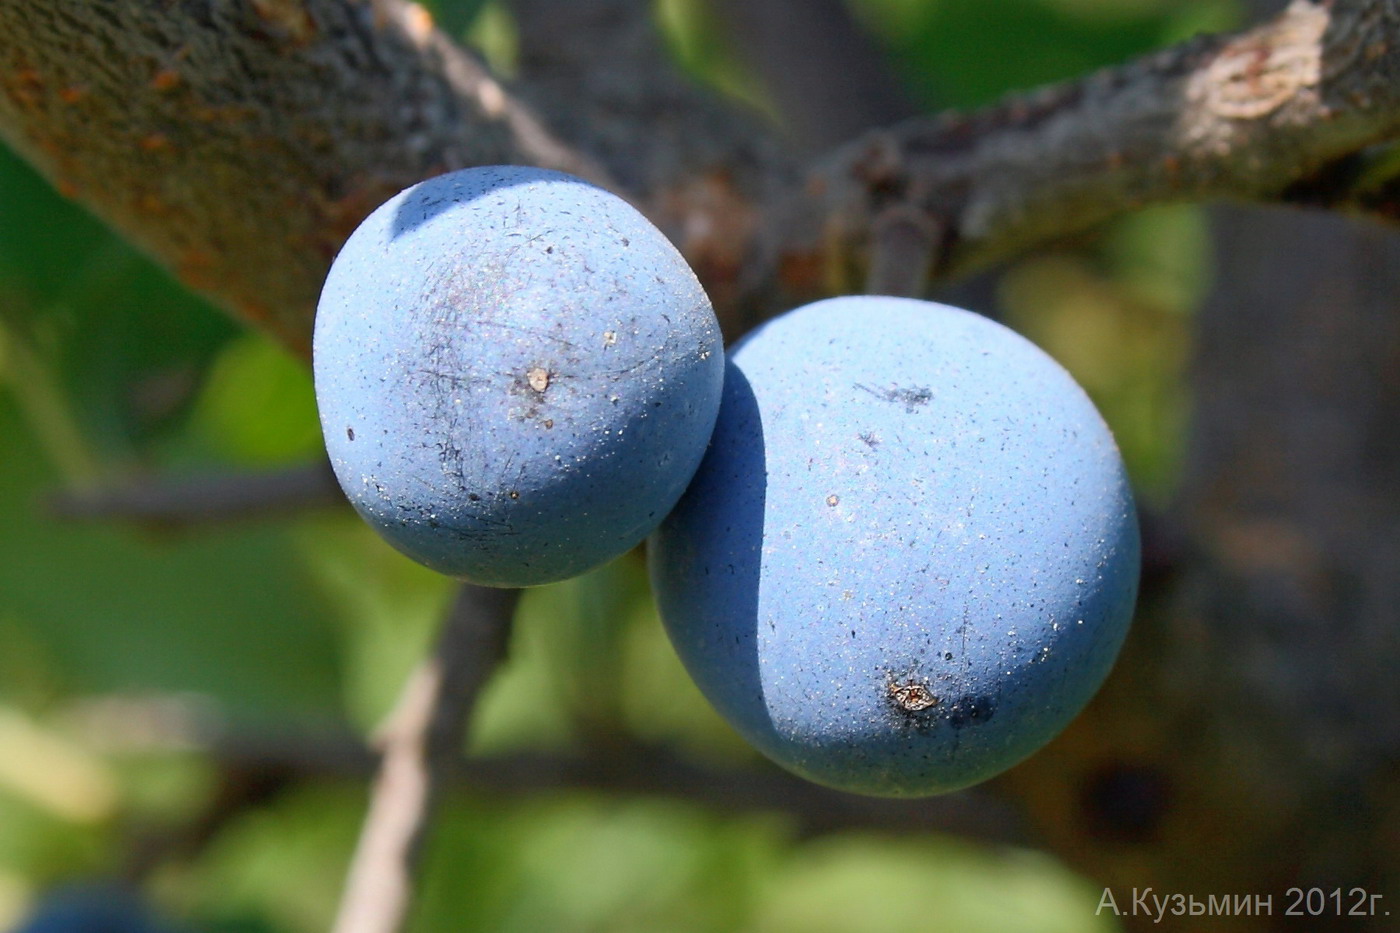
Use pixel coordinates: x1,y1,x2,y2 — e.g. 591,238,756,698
314,166,724,587
649,296,1141,797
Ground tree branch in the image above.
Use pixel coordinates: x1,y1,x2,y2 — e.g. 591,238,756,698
506,0,791,333
6,1,1400,353
87,698,1027,848
46,460,344,527
782,0,1400,294
331,583,518,933
0,0,608,358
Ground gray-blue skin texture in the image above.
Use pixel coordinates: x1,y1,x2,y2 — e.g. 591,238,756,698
314,166,724,587
14,884,186,933
650,296,1140,796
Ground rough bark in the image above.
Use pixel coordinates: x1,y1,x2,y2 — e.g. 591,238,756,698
788,0,1400,296
6,1,1400,349
0,0,606,356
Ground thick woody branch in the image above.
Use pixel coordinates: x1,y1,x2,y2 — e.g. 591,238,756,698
6,2,1400,354
782,0,1400,294
0,0,607,358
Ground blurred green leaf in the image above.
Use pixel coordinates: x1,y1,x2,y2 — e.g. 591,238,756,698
291,513,454,730
0,146,238,461
418,0,491,40
189,334,321,466
752,835,1121,933
655,0,776,114
850,0,1242,107
0,401,342,716
172,783,363,933
418,796,785,933
0,147,109,305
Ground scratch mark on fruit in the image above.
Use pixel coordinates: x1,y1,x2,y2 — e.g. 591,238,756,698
475,318,583,352
855,383,933,413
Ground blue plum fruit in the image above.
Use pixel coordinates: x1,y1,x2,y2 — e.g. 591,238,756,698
314,166,724,586
14,884,186,933
650,296,1139,796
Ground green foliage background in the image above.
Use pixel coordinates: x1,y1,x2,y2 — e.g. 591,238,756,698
0,0,1234,929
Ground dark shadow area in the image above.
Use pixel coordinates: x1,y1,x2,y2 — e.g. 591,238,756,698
390,166,574,239
653,359,772,743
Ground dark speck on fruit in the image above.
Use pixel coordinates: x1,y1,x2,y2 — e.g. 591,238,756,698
946,694,996,729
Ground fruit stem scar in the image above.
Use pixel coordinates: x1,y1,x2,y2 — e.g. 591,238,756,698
888,680,939,712
526,366,550,392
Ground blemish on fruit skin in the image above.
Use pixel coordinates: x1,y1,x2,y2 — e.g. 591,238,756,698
887,680,939,712
652,296,1138,796
855,383,933,413
946,694,997,729
346,427,355,441
318,166,721,586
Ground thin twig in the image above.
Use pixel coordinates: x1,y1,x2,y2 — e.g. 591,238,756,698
68,691,1028,852
866,205,940,298
331,584,519,933
47,461,344,527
